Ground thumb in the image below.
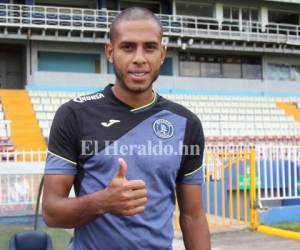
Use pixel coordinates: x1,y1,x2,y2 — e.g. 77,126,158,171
114,158,127,179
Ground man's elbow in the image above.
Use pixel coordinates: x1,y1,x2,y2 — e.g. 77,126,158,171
42,209,54,227
42,203,59,227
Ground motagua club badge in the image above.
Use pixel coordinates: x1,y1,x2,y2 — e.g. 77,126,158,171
153,119,174,139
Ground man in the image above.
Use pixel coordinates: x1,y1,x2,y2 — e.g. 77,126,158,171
42,7,211,250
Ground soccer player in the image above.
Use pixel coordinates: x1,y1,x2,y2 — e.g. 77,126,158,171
42,7,211,250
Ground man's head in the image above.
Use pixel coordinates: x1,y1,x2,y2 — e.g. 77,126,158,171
109,7,163,43
105,7,166,94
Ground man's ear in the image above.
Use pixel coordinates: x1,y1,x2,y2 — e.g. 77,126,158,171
160,45,167,65
104,43,113,64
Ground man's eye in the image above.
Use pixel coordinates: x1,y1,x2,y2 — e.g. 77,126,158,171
122,44,133,50
146,45,157,50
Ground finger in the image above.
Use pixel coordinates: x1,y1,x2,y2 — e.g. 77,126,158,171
126,197,147,209
124,180,146,190
124,189,147,200
124,205,145,216
115,158,128,179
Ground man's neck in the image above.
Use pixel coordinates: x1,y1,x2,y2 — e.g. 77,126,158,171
112,84,155,109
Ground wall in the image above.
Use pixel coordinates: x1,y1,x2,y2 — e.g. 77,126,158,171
27,41,300,95
28,72,300,96
28,41,103,86
260,205,300,224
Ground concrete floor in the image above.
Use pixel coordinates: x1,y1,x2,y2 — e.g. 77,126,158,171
173,229,300,250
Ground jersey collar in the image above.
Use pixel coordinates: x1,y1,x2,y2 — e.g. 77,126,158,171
104,84,158,113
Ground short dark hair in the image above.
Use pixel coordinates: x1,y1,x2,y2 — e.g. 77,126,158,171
109,7,163,42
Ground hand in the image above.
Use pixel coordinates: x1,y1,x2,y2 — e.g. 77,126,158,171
104,158,147,216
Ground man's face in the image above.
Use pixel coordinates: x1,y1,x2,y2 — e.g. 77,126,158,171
105,19,166,94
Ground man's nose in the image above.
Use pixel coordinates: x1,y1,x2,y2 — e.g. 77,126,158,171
133,47,146,64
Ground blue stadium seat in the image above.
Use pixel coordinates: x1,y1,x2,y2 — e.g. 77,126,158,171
96,15,107,28
72,15,82,27
59,13,71,26
46,13,58,25
84,15,95,27
171,21,181,33
0,5,6,23
9,231,53,250
159,16,169,32
32,12,45,25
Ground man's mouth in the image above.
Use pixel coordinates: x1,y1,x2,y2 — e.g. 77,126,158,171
130,72,147,76
129,71,149,80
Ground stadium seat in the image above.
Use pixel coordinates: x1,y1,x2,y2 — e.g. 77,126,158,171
27,90,300,143
9,231,53,250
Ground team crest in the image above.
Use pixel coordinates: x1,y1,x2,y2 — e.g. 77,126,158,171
153,119,174,139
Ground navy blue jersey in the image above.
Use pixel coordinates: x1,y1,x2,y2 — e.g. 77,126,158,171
45,84,205,250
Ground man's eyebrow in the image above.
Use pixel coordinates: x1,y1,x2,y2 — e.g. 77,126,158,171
119,41,135,45
145,41,159,46
119,41,159,45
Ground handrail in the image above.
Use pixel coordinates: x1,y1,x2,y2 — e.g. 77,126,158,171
0,150,47,162
0,3,299,44
0,3,119,31
0,120,11,137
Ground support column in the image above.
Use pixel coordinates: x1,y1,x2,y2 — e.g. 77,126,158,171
260,6,268,32
172,0,176,16
215,3,223,27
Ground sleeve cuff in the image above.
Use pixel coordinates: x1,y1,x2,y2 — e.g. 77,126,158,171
177,166,203,185
45,152,77,175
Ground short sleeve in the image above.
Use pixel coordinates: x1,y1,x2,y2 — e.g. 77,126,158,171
176,116,205,185
45,103,79,175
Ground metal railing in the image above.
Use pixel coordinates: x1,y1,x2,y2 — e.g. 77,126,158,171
256,145,300,203
0,173,43,216
203,148,255,227
0,120,11,137
0,150,46,162
0,147,299,228
0,3,300,44
0,3,118,31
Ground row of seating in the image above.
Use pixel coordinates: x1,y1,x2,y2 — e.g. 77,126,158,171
162,94,300,102
27,90,300,141
201,114,293,122
29,90,300,102
28,90,89,98
206,135,300,146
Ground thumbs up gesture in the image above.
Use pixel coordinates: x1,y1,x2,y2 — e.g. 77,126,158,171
104,158,147,216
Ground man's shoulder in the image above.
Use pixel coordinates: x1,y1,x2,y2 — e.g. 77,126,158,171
56,90,106,114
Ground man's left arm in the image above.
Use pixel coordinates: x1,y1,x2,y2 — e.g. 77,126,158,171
176,184,211,250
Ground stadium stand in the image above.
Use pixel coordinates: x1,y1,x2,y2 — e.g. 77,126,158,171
0,0,300,239
27,90,300,146
28,90,89,141
0,90,46,152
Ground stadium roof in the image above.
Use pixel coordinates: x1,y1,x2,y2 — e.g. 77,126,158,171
264,0,300,3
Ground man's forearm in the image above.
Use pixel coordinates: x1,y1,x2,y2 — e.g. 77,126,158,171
42,189,108,228
180,211,211,250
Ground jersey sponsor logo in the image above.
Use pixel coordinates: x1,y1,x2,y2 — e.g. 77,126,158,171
153,119,174,139
73,93,104,103
101,119,120,127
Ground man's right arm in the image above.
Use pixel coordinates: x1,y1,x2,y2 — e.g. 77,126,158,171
42,158,147,228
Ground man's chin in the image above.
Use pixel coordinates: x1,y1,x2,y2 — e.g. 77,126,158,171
125,82,153,93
